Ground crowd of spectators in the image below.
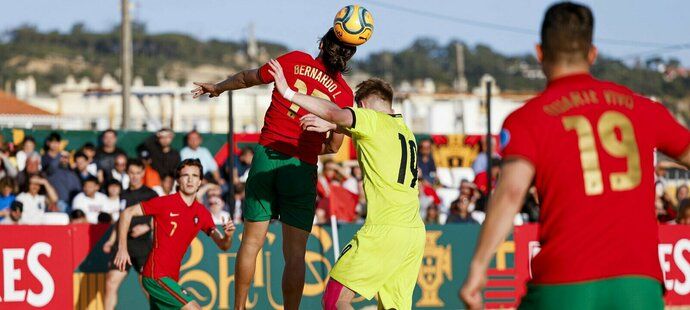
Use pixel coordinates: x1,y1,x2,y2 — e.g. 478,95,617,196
0,128,252,227
1,130,688,228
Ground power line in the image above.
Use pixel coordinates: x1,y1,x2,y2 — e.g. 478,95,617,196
620,43,690,59
360,0,674,48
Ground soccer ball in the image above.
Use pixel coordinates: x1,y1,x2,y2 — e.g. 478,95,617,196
333,5,374,46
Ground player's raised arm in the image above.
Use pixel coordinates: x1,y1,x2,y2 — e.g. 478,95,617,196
460,158,535,309
209,217,236,251
267,59,354,128
191,68,264,99
114,203,144,271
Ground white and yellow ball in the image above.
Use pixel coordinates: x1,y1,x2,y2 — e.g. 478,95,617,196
333,5,374,46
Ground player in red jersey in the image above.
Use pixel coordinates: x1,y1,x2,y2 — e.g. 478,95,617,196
114,159,235,309
461,2,690,309
191,28,356,309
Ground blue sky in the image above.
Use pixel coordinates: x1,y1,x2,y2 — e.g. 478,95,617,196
2,0,689,64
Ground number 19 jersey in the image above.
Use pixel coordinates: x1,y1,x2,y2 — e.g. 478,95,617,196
501,73,690,284
345,107,423,228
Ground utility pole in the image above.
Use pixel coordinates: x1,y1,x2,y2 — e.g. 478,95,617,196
121,0,132,129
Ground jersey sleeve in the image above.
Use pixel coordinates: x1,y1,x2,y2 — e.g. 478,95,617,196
653,101,690,158
258,51,301,84
199,209,216,236
500,108,538,164
344,107,379,139
140,196,164,216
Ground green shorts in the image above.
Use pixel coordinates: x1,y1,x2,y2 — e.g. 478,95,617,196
243,144,318,232
142,276,194,310
519,276,663,310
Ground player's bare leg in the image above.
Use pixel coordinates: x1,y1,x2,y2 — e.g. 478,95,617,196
233,220,270,310
104,269,127,310
323,279,355,310
181,300,202,310
281,223,310,310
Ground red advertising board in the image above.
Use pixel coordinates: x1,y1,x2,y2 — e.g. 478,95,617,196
514,224,690,306
0,225,73,309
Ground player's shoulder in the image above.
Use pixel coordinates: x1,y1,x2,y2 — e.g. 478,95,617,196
279,50,312,63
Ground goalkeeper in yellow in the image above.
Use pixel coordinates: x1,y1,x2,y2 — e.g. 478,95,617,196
266,59,425,310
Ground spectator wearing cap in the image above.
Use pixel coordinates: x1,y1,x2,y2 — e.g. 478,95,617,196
181,130,225,185
72,176,109,224
94,129,127,181
0,177,17,220
0,201,24,225
139,128,180,178
74,150,97,183
139,149,162,192
47,150,82,212
16,175,58,224
104,154,129,190
16,136,39,172
41,132,63,175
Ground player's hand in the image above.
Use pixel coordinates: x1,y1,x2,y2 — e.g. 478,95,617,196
267,59,290,98
102,240,115,254
222,217,236,235
113,248,132,272
460,264,487,310
191,82,222,98
300,114,337,133
129,224,150,238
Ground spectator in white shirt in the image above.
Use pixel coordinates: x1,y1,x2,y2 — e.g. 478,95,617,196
16,175,59,225
72,176,109,224
180,130,225,186
15,136,40,172
103,179,124,221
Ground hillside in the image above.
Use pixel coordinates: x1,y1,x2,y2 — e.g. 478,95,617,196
1,24,688,118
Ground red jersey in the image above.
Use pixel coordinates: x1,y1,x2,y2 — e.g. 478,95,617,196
258,51,354,165
501,73,690,284
140,193,215,281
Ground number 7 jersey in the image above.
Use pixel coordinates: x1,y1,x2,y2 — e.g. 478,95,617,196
501,73,690,284
345,107,424,228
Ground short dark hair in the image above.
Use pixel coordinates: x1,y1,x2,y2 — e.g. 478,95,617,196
97,212,113,224
102,129,117,138
70,209,86,220
10,201,22,212
74,151,88,161
175,158,203,179
47,132,61,142
355,78,393,105
127,158,145,171
82,142,96,151
106,179,122,190
84,176,100,185
540,2,594,63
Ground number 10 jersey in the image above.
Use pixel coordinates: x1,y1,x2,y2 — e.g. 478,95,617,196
501,73,690,284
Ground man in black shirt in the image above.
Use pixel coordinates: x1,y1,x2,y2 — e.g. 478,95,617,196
102,158,158,310
139,128,181,179
95,129,127,182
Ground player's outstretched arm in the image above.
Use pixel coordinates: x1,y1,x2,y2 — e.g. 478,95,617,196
114,204,143,271
460,157,535,310
267,59,354,128
210,217,236,251
191,69,264,99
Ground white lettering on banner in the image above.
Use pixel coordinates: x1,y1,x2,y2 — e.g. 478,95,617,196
2,249,26,302
659,244,674,290
673,239,690,295
0,242,54,306
26,242,53,307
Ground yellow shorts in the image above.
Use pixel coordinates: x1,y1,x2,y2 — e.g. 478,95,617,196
329,224,426,310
